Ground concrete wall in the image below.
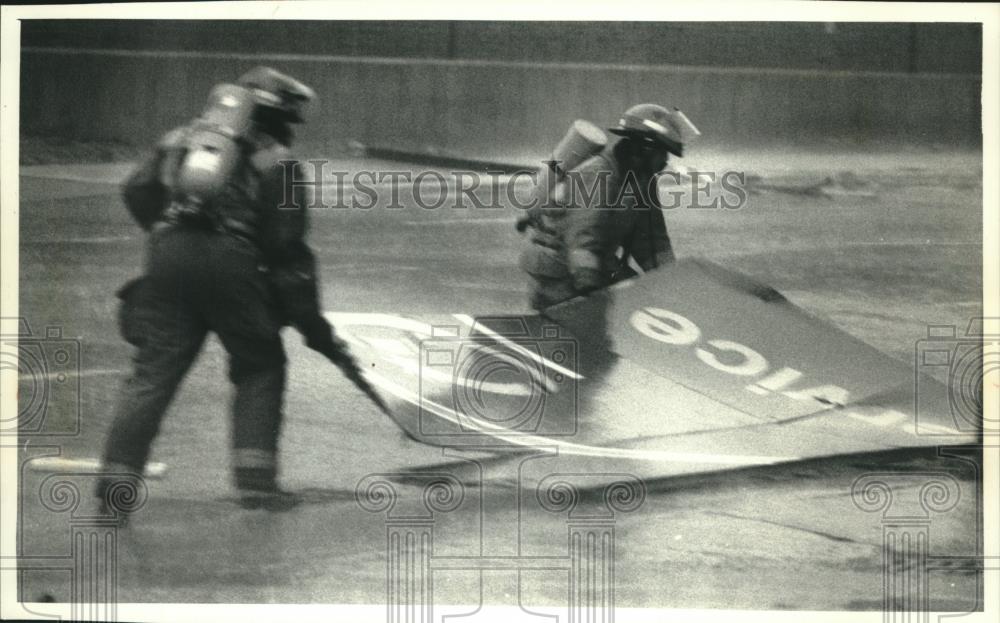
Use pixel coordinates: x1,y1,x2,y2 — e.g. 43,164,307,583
22,21,982,74
21,47,981,159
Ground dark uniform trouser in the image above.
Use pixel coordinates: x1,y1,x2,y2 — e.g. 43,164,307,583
103,227,287,490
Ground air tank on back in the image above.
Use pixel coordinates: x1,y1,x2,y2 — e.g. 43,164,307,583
175,83,257,202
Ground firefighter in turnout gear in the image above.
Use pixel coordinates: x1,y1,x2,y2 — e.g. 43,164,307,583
99,67,322,513
518,104,699,311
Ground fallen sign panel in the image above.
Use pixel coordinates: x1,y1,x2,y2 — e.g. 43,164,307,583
327,259,980,484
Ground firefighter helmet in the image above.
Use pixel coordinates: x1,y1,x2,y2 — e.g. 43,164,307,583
608,103,700,157
237,66,316,123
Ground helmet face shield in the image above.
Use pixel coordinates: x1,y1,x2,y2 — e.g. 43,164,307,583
238,66,316,124
672,108,701,144
609,103,700,157
291,92,316,124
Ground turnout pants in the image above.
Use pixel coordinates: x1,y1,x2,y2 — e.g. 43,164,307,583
103,227,287,490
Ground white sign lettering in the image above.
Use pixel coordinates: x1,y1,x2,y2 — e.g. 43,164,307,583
630,308,701,345
630,306,851,408
695,339,769,376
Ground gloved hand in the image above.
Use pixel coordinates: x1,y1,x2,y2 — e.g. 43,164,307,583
297,315,348,359
525,220,562,251
573,267,606,295
610,263,638,283
515,213,533,233
636,249,675,273
653,248,676,267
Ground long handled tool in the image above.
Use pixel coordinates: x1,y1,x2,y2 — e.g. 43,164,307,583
322,344,394,418
303,323,393,418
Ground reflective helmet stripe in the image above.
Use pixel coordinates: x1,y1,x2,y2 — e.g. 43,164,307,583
641,118,670,136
